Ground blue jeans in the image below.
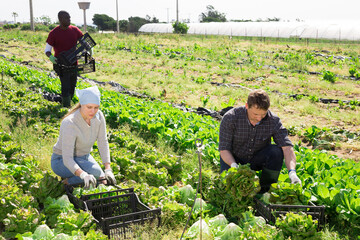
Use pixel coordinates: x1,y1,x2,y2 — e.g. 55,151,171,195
51,153,105,185
220,144,284,173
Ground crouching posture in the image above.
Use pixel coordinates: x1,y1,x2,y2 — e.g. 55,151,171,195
51,86,116,188
219,89,301,193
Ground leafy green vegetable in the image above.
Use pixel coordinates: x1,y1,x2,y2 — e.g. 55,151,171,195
266,181,312,205
54,209,96,235
208,214,228,236
0,176,38,220
52,233,72,240
276,212,318,239
193,198,212,217
32,224,54,240
185,219,213,239
208,164,260,222
237,209,281,239
73,184,118,199
30,172,65,204
3,206,44,239
179,184,196,206
161,200,190,227
239,210,266,228
185,169,213,200
225,165,260,200
215,223,242,240
208,214,228,229
43,195,74,228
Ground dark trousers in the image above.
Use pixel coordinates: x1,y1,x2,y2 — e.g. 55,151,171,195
59,69,77,99
220,145,284,173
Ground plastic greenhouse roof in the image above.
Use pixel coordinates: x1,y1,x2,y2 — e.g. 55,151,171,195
139,22,360,41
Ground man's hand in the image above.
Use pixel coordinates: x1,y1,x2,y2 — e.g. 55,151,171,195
80,171,96,189
105,169,116,185
231,162,239,168
49,55,57,64
289,170,301,184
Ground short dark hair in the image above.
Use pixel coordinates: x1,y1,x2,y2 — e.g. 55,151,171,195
58,11,69,20
247,89,270,110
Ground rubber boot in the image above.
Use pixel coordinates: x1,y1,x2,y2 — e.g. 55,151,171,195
259,167,281,194
62,96,71,108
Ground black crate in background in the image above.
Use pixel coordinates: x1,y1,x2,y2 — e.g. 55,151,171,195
253,197,325,229
58,33,96,66
77,59,95,74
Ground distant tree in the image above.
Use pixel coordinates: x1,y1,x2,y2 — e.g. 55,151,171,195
231,19,252,22
48,23,57,30
4,23,19,30
118,20,129,32
128,15,159,33
128,16,148,33
21,24,32,30
77,24,97,33
172,22,189,34
92,13,158,32
199,5,226,23
92,14,116,31
35,15,51,25
12,12,18,23
151,17,159,23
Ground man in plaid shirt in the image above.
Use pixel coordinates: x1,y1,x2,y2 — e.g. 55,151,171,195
219,89,301,193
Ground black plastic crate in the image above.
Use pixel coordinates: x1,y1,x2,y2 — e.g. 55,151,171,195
77,58,95,74
58,33,96,66
65,185,161,239
64,184,130,214
99,197,161,239
253,197,325,228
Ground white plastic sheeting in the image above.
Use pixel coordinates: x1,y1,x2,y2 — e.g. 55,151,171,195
139,22,360,41
300,23,360,41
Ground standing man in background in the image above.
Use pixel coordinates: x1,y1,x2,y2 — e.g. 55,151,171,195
45,10,83,107
219,89,301,194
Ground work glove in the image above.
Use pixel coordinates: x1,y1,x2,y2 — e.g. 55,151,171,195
105,169,116,185
230,162,239,168
289,170,301,184
49,55,57,64
80,171,96,189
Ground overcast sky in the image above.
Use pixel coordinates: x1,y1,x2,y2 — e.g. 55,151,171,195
1,0,360,25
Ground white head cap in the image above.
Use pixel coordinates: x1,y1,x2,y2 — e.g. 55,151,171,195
76,86,100,105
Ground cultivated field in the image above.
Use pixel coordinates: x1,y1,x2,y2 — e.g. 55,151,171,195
0,30,359,239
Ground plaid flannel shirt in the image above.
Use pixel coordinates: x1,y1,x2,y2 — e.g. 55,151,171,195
219,106,292,161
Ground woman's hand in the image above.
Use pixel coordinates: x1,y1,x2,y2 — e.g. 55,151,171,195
79,171,96,189
105,169,116,185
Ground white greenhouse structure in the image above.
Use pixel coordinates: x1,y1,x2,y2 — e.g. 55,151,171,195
139,22,360,41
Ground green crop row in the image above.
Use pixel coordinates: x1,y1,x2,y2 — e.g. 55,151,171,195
1,58,360,238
